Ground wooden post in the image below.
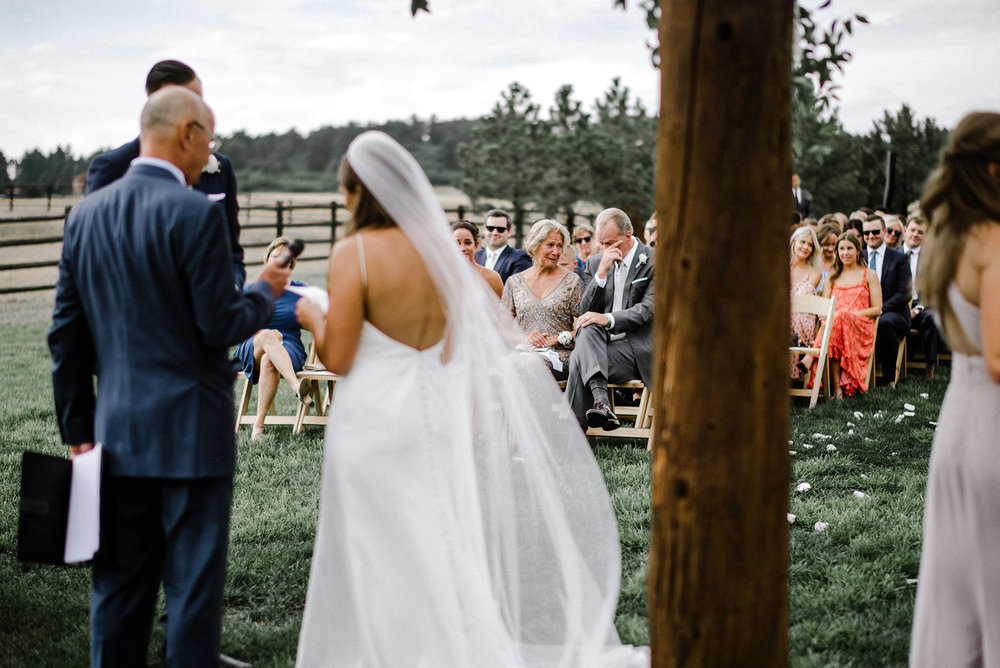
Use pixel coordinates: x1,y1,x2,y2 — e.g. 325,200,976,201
648,2,792,666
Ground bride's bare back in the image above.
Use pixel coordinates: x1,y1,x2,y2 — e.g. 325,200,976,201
307,227,446,374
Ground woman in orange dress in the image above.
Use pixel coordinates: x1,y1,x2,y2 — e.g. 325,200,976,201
820,231,882,397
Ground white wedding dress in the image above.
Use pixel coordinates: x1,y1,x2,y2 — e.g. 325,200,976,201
295,131,648,668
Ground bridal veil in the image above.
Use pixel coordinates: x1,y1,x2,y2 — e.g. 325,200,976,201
302,130,647,667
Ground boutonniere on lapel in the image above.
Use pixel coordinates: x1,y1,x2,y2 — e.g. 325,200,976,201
203,154,220,174
636,252,649,268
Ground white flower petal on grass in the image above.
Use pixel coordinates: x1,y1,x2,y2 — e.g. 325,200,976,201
796,482,812,493
811,433,832,440
906,578,919,585
814,521,830,532
853,411,864,419
848,429,854,435
826,444,838,452
904,411,916,417
894,414,905,424
865,437,872,442
892,452,899,456
787,513,796,524
788,440,793,445
875,412,884,419
860,474,868,479
904,403,916,411
920,393,929,399
929,421,937,426
803,444,815,449
790,451,797,456
853,490,867,498
847,422,855,427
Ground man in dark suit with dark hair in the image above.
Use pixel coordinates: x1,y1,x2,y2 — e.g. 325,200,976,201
49,87,289,666
565,207,655,430
473,208,531,283
862,214,912,386
86,60,245,289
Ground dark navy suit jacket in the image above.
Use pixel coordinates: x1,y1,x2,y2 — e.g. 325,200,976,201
49,163,274,478
474,245,532,284
86,138,245,287
875,246,913,329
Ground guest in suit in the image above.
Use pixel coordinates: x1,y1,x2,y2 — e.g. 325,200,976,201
48,87,289,667
473,209,531,283
565,207,655,430
85,59,245,289
792,173,815,219
862,213,913,385
903,215,944,377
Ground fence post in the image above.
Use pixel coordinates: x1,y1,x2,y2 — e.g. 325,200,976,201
7,186,12,212
457,205,465,221
275,201,284,237
47,185,53,211
330,201,338,245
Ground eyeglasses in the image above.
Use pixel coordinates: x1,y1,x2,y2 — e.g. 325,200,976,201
574,235,592,243
885,228,901,236
862,229,882,237
192,121,221,151
484,225,507,233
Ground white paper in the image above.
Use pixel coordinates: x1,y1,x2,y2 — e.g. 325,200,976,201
64,444,102,564
286,285,330,314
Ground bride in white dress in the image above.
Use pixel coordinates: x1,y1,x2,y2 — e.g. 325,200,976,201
294,131,648,667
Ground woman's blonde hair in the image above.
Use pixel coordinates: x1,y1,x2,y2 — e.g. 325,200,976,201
789,226,822,272
524,218,570,261
919,111,1000,353
265,236,294,269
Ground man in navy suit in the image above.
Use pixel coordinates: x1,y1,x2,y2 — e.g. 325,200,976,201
49,87,289,667
473,209,531,283
862,214,912,386
565,208,655,430
86,60,245,289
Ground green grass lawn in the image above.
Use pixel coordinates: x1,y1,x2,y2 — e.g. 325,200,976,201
0,304,942,667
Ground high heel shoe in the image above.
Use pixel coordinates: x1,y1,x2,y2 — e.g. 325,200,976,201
296,377,314,406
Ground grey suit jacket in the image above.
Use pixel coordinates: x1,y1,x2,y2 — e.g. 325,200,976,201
578,240,655,387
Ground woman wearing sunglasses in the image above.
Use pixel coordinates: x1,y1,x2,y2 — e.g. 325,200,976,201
572,221,597,262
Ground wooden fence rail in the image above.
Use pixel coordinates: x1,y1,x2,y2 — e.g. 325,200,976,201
1,201,593,295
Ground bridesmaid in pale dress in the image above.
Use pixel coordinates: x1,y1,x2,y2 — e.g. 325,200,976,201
789,226,823,379
910,111,1000,666
819,231,881,397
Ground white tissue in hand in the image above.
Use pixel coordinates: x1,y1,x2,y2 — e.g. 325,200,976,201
286,285,330,314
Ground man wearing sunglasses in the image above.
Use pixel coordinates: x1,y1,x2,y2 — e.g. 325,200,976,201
862,213,912,386
86,60,244,290
473,209,531,284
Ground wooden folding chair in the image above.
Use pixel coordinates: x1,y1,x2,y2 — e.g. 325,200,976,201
234,371,301,434
789,294,836,408
293,343,339,433
865,316,880,390
585,380,653,448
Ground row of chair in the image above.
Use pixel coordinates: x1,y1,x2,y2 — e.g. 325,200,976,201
236,339,655,448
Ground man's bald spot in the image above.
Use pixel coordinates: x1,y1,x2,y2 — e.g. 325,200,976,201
140,86,212,140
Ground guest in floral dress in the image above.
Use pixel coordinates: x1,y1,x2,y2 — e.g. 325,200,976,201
502,219,583,380
789,226,823,379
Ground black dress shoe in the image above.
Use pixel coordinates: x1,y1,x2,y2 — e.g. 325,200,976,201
586,401,621,431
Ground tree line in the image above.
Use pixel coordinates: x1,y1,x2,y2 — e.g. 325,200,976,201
4,78,949,223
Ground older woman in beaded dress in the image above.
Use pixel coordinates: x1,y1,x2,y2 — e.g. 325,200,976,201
502,219,583,380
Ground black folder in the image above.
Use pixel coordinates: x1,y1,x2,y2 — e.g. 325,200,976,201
17,451,73,565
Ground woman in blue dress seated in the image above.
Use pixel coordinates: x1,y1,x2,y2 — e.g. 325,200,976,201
233,237,312,440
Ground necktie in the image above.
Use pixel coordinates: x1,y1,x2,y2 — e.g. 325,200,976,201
869,249,878,275
613,262,627,312
485,250,498,271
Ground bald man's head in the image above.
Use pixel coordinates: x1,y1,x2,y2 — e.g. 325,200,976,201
140,87,215,186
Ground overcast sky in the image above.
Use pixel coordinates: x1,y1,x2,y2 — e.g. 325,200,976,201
2,0,998,159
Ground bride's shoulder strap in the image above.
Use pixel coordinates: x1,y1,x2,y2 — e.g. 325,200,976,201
355,233,368,315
